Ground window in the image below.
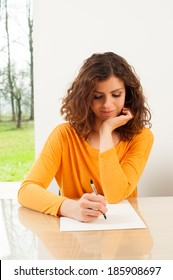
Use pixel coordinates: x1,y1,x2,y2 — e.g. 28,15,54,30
0,0,34,182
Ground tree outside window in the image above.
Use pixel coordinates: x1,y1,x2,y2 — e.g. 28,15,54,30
0,0,34,182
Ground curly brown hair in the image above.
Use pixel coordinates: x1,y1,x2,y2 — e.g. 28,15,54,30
60,52,151,140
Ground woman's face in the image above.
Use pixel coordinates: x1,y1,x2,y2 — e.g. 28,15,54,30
91,75,126,127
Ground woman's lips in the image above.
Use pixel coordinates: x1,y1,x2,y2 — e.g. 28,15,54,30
101,110,115,115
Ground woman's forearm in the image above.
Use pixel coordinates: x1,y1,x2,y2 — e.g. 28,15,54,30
99,126,114,153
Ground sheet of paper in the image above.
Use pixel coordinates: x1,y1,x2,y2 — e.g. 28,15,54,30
60,199,146,232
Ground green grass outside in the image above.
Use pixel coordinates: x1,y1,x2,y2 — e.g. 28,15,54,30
0,121,35,181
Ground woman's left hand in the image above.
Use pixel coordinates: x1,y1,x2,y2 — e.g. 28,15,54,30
100,107,134,134
99,108,134,152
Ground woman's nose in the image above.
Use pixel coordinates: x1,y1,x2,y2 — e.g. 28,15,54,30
103,96,112,107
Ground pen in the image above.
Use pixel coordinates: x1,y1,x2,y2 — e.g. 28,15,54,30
90,179,107,220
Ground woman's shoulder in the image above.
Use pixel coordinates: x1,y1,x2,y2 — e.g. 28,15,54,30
132,128,154,144
140,127,154,138
44,123,77,148
54,122,76,134
51,122,77,140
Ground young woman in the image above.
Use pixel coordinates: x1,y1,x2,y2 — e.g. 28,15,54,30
18,52,154,222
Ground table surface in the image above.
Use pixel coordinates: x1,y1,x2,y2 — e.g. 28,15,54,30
0,185,173,260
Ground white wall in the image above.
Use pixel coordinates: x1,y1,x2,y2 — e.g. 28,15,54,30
33,0,173,196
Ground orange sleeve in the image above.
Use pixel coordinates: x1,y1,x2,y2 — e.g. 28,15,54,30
99,129,154,203
18,127,67,216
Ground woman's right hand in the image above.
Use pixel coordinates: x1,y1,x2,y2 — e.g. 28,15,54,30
59,193,107,222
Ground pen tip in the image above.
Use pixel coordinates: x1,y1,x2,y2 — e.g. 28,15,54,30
90,179,93,184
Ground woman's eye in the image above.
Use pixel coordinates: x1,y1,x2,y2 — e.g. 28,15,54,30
93,95,103,99
112,93,121,98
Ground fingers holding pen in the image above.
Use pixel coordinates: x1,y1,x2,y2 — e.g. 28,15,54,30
78,193,107,222
59,193,107,222
82,192,107,205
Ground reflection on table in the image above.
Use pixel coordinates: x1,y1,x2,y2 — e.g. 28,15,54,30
1,197,173,260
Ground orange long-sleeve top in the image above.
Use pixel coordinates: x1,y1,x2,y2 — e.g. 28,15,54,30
18,123,154,216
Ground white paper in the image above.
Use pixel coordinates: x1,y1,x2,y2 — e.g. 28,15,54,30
60,199,146,232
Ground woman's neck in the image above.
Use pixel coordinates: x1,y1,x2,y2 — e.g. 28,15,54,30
86,130,120,149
